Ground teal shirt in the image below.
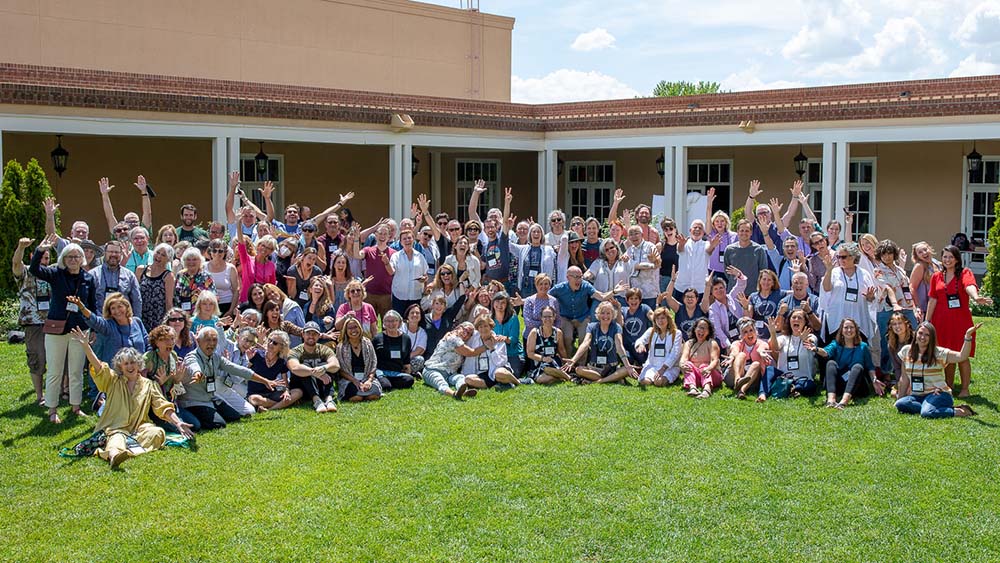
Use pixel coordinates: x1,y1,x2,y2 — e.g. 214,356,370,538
493,313,523,359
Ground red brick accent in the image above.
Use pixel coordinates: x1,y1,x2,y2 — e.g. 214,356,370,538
1,63,999,132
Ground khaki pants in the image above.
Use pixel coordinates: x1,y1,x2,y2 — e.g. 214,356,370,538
44,332,85,408
366,293,391,322
560,317,589,359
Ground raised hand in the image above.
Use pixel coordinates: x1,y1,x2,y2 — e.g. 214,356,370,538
228,171,240,190
614,188,625,203
44,197,59,215
260,181,275,199
790,179,803,198
339,192,355,205
38,233,60,250
749,179,763,199
725,265,745,280
69,326,89,344
410,202,419,219
417,193,431,212
707,187,716,201
17,237,34,248
134,175,148,195
98,177,114,195
735,292,750,310
473,179,487,194
504,186,513,204
820,250,833,268
769,197,783,217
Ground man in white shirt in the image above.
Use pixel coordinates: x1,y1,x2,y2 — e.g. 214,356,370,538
674,220,710,301
624,225,660,309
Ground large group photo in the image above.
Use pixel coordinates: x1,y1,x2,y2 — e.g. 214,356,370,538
3,1,1000,561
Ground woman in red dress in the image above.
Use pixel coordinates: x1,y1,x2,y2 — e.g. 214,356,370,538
926,245,992,397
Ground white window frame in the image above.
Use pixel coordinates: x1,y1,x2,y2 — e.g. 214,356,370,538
804,158,876,235
686,159,734,223
565,160,615,221
455,158,501,223
961,155,1000,274
805,159,824,226
239,153,285,216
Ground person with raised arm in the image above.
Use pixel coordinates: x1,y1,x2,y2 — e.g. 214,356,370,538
776,272,822,334
624,224,660,310
743,180,788,247
12,237,51,406
672,220,708,303
705,267,747,352
98,175,152,239
43,197,91,255
353,222,395,320
926,245,992,397
563,301,637,384
658,265,709,338
894,322,981,418
766,236,804,292
225,171,267,241
584,238,632,313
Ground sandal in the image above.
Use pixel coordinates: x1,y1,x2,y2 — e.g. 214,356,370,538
696,390,711,399
824,401,837,408
736,391,747,400
833,402,846,410
686,387,700,397
49,413,62,424
955,404,978,417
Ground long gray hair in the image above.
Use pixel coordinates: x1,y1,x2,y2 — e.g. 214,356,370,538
111,347,144,374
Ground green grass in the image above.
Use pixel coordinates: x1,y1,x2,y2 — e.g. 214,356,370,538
3,322,1000,562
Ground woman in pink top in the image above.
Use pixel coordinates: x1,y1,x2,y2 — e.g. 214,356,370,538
237,233,277,301
335,279,378,338
728,317,771,401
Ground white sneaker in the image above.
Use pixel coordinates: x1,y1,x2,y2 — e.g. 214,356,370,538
324,397,338,413
313,397,327,413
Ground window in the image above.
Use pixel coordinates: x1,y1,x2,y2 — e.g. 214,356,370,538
686,160,732,216
966,158,999,271
803,158,876,235
456,159,500,223
566,162,615,221
240,154,284,213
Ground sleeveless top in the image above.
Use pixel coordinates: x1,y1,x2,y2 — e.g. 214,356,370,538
208,264,234,304
139,268,169,331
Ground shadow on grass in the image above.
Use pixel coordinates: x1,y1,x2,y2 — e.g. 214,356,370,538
963,394,999,414
1,401,92,447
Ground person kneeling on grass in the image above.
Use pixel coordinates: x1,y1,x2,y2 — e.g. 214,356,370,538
461,314,525,390
335,317,383,403
286,322,341,413
633,306,682,387
524,306,572,384
421,322,487,399
69,328,193,468
894,322,981,419
248,330,301,411
679,318,722,399
806,317,882,410
180,327,277,430
728,318,772,401
763,312,819,400
562,301,637,384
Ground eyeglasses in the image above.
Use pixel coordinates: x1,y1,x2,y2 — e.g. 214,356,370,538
836,255,850,260
349,289,362,294
550,218,564,223
437,221,448,227
267,339,281,345
448,227,461,232
567,274,582,279
467,228,481,232
210,249,225,254
167,317,185,323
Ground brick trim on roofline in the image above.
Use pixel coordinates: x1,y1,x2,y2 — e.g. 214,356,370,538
1,63,1000,132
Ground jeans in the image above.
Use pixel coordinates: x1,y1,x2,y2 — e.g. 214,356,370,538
895,393,955,418
152,406,202,433
876,308,918,375
291,374,334,401
185,399,243,431
659,275,672,292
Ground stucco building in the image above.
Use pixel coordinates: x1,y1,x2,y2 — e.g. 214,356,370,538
1,0,999,271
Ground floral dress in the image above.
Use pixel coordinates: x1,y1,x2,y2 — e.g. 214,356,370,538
140,268,169,331
174,270,215,313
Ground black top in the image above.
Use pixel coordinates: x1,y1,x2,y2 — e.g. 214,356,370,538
248,353,286,395
373,332,412,373
28,249,97,334
659,242,679,276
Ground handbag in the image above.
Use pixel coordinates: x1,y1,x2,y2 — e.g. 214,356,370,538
769,375,793,399
42,319,67,335
59,430,107,458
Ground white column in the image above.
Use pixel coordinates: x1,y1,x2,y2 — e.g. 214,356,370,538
660,145,675,219
212,137,227,223
402,144,413,218
226,137,240,218
545,149,558,215
431,151,442,215
672,146,688,224
833,141,850,227
0,129,4,169
821,141,835,226
536,151,547,221
388,144,403,221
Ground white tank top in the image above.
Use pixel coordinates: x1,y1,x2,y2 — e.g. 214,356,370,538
208,265,234,304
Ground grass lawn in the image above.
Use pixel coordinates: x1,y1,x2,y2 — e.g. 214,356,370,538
2,321,1000,563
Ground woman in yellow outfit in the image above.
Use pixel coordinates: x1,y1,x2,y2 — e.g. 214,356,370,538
69,327,194,468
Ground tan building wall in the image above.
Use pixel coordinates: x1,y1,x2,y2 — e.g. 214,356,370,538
0,0,514,101
1,132,213,238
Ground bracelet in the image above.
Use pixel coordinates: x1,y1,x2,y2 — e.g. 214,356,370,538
964,337,973,342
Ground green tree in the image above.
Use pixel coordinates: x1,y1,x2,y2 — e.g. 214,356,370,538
1,158,58,293
982,195,1000,300
652,80,725,97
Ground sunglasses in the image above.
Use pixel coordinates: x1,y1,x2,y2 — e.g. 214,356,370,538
837,255,850,260
267,339,281,345
437,221,448,226
210,249,225,254
167,317,185,323
467,228,481,232
448,227,461,232
550,218,564,223
349,289,362,294
440,272,453,276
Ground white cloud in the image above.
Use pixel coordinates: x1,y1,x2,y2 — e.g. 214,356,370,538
954,1,1000,46
809,17,946,78
721,66,806,92
782,0,868,62
570,28,616,51
511,69,640,103
949,53,1000,76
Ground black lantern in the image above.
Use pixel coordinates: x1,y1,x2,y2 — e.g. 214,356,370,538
557,157,564,176
411,154,420,177
793,146,808,177
655,152,665,177
255,142,269,177
50,135,69,177
967,142,983,174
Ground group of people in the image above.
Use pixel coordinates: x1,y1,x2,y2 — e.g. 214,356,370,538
13,172,989,468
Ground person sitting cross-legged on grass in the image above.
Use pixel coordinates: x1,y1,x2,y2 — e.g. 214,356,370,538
69,327,193,468
248,330,302,412
460,314,523,390
679,318,722,399
894,321,981,419
633,306,683,387
335,317,383,403
562,300,638,384
764,310,819,400
807,317,882,410
421,322,487,399
728,317,771,401
524,305,572,385
287,322,341,413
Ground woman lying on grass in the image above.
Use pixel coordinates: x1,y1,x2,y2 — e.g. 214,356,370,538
894,322,981,418
70,327,193,469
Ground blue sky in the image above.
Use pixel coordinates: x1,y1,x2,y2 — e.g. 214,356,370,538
424,0,1000,103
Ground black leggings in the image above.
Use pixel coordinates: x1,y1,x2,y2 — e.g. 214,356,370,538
291,374,333,400
378,374,415,391
825,360,870,397
185,400,242,431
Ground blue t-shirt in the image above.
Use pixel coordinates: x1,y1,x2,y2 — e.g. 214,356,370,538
622,304,653,356
748,290,783,338
550,281,597,322
587,321,621,366
480,232,510,281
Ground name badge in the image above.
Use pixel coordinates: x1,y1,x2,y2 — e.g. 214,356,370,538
427,266,436,276
755,320,765,330
947,294,961,309
902,289,913,302
653,343,666,357
787,355,800,371
181,301,192,311
37,299,50,311
390,350,402,359
529,270,539,278
488,259,498,268
298,291,308,300
66,302,79,313
107,286,119,294
845,286,859,302
543,346,555,356
477,355,489,372
728,327,739,339
223,375,234,388
596,355,608,366
911,375,924,393
206,375,216,394
353,372,365,379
